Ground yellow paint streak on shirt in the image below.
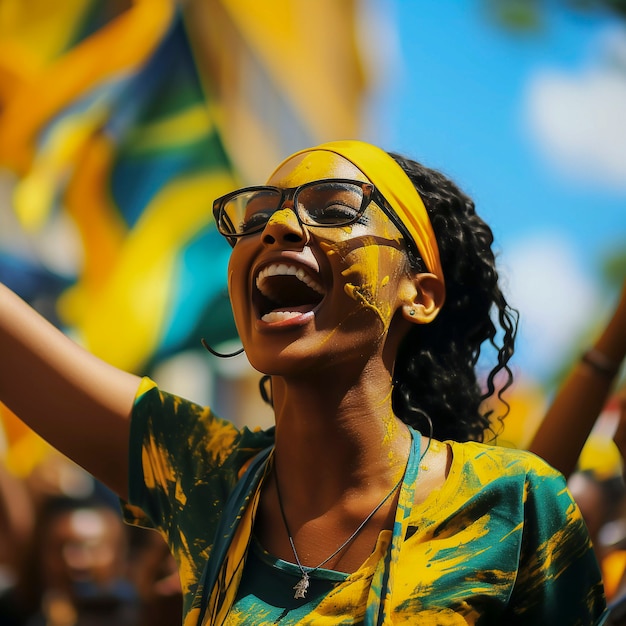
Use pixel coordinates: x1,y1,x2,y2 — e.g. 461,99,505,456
202,418,240,464
142,432,176,489
500,521,524,543
390,608,476,625
174,529,199,599
224,606,273,624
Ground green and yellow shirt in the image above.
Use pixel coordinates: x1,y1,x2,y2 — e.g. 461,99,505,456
124,378,607,625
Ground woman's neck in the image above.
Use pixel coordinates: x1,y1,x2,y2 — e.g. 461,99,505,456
270,365,410,504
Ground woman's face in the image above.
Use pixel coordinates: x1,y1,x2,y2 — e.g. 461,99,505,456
227,151,416,377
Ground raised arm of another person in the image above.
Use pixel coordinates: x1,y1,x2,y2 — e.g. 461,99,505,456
529,279,626,478
612,389,626,479
0,283,142,499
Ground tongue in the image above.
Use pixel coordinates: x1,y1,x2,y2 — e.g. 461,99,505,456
261,304,314,323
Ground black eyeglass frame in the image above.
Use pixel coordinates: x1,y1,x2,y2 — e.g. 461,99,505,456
212,178,423,267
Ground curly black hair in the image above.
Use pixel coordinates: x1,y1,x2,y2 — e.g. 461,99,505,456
389,152,518,443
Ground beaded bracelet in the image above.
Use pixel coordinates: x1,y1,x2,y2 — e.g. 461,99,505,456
581,349,621,379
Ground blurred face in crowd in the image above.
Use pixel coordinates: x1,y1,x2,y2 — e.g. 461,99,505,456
39,505,127,595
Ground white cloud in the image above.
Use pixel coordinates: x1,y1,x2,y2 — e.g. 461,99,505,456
525,26,626,190
502,233,600,379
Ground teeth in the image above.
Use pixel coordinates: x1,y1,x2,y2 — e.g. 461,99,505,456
256,263,324,296
261,311,303,323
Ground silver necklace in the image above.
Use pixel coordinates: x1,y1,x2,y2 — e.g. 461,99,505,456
274,468,403,600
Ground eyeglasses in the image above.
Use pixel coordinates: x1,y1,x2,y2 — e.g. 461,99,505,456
213,179,374,241
213,178,421,263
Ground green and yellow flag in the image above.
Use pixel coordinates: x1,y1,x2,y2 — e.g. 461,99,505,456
0,0,239,373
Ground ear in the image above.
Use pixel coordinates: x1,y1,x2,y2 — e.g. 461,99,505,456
399,273,446,324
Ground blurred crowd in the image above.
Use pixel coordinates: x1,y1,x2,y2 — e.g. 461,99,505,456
0,450,182,626
578,389,626,620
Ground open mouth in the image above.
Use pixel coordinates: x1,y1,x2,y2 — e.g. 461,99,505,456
255,263,325,323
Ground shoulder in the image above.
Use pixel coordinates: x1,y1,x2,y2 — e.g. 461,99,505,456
447,439,563,481
414,441,582,538
415,438,563,509
436,440,570,519
131,376,275,459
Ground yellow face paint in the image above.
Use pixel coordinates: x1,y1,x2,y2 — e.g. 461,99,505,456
268,150,368,187
320,229,403,329
266,147,417,325
341,242,388,321
269,140,444,285
263,207,300,229
339,213,407,322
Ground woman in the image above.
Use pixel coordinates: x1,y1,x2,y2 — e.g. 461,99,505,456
0,140,607,624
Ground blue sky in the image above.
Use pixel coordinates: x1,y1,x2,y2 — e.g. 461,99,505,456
363,0,626,383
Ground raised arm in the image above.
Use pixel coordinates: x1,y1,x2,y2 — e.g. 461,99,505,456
612,390,626,479
0,283,141,499
529,279,626,478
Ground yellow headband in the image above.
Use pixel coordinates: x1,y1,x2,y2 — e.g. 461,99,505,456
270,140,444,282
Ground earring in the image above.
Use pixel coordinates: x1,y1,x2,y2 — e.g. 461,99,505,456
201,338,244,358
409,309,415,316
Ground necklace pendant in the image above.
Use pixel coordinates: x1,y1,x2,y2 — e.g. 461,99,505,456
293,573,310,599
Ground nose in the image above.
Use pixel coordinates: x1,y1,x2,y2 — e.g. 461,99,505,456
261,204,309,247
